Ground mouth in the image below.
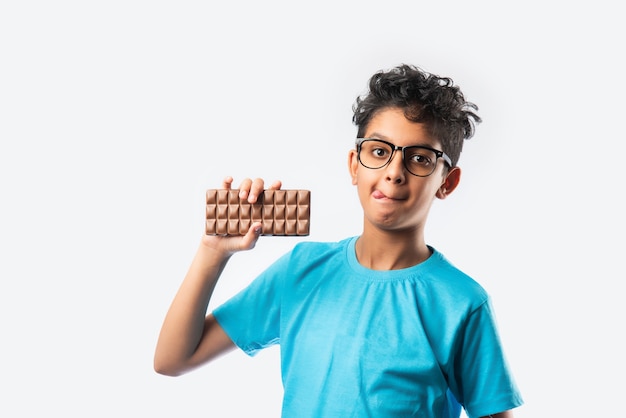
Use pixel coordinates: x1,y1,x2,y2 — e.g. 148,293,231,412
372,190,404,201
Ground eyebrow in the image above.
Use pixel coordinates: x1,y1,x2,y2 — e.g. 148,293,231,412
365,132,437,148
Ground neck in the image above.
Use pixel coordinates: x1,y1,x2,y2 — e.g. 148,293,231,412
355,228,431,271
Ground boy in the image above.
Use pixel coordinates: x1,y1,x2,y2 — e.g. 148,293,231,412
154,64,523,417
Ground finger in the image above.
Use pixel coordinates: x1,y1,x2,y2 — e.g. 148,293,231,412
237,222,263,250
268,180,282,190
248,178,265,203
237,178,253,200
222,176,234,189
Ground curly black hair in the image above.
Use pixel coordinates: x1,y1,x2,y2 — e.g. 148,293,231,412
352,64,481,167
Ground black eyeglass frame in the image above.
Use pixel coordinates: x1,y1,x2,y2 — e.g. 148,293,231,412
355,138,452,177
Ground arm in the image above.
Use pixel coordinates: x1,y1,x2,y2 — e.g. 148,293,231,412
153,177,281,376
482,411,515,418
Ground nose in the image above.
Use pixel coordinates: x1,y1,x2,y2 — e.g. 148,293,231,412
385,149,406,184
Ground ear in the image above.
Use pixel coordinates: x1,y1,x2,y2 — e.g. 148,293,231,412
348,149,359,185
436,166,461,199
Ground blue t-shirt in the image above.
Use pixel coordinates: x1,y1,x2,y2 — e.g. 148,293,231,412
213,237,523,418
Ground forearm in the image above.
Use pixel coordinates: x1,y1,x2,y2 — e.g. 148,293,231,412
482,411,515,418
154,176,278,375
154,242,231,375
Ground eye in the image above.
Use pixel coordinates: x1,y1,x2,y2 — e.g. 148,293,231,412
406,150,434,166
372,147,389,158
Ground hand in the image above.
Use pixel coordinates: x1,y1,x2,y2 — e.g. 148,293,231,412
200,176,283,254
224,176,282,204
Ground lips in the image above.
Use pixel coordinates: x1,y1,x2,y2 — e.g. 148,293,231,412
372,190,403,200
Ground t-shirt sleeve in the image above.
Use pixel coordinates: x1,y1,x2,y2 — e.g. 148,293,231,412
212,251,291,356
450,298,524,417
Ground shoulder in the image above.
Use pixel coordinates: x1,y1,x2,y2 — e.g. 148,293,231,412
425,247,490,308
276,237,355,275
289,236,354,259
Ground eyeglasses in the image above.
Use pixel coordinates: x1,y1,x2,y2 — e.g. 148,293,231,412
356,138,452,177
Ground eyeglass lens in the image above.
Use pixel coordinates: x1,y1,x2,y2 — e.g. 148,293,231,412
358,139,439,177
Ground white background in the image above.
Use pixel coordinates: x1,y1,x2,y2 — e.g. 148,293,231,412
1,1,624,417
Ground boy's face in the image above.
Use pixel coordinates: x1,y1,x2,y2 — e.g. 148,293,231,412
348,107,460,234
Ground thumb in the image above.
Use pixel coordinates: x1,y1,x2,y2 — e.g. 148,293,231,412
237,222,263,251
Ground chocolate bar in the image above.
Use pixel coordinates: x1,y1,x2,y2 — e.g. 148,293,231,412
205,189,310,236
